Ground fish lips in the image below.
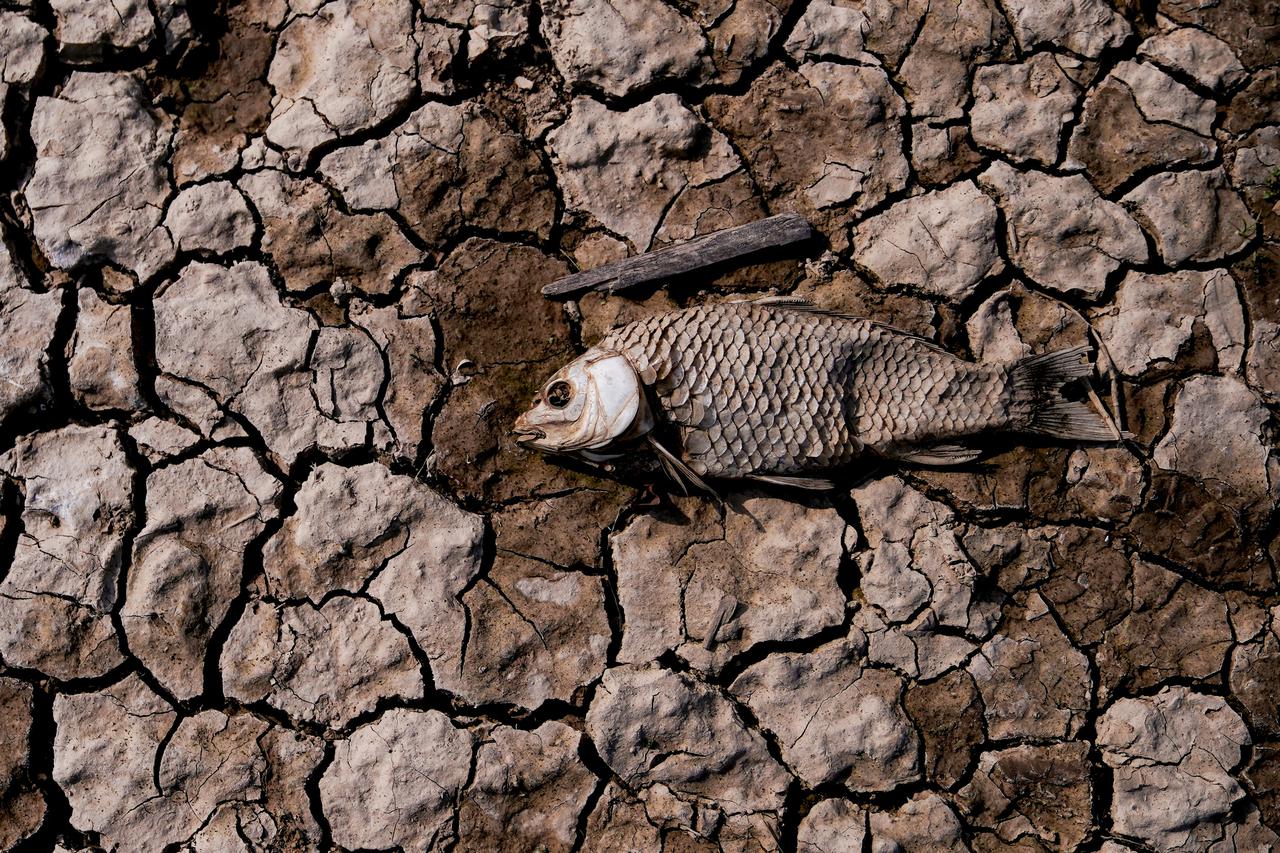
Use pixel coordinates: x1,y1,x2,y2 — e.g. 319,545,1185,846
510,414,548,446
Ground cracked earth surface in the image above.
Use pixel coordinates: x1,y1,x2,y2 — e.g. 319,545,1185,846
0,0,1278,850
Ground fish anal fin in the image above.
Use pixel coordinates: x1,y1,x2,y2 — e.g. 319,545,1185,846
749,474,836,490
896,444,984,466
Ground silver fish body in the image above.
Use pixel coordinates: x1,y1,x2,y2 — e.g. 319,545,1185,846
594,300,1110,479
514,299,1113,487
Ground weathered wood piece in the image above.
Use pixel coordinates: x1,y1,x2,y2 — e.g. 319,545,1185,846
541,213,816,298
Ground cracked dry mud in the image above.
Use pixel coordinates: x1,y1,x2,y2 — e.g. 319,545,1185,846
0,0,1278,850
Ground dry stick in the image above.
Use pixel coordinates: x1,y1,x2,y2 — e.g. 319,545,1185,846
1086,384,1125,442
541,213,817,298
1080,316,1129,441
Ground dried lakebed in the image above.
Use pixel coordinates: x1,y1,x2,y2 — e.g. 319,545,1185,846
0,0,1278,850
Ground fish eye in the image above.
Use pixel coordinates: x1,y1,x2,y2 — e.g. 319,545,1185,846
546,380,573,408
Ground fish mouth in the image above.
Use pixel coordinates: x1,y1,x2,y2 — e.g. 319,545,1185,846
510,426,546,445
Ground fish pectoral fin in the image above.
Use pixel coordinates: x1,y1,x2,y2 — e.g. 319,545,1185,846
895,444,985,466
652,447,689,496
748,474,836,490
647,435,719,499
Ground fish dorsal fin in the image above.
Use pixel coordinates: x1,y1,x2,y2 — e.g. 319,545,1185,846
747,295,818,308
746,296,952,356
863,320,951,355
748,474,836,490
895,444,984,466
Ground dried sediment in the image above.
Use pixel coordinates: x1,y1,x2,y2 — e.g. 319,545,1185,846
0,0,1278,849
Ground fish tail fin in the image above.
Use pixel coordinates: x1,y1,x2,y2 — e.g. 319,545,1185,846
1010,346,1117,442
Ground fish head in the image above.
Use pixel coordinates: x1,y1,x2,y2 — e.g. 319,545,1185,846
513,349,648,453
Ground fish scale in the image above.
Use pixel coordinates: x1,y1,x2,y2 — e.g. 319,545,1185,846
598,300,1012,478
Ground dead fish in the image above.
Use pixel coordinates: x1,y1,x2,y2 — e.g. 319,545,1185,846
512,298,1115,492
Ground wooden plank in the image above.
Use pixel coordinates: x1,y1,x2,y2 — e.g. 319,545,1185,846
541,213,816,298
